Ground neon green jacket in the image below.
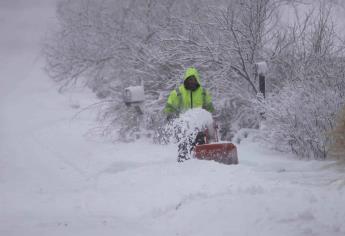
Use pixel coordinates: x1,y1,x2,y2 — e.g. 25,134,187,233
164,67,214,115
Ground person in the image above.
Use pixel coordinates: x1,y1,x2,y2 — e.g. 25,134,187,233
164,67,214,162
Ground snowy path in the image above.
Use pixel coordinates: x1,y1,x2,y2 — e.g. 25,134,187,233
1,2,345,236
1,61,344,236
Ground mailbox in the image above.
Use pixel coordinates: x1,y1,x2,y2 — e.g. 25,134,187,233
123,85,145,105
255,61,268,76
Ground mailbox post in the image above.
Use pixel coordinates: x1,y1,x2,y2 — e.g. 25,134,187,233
122,84,146,140
254,61,268,120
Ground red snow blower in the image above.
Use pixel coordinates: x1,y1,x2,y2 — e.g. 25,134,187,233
193,123,238,165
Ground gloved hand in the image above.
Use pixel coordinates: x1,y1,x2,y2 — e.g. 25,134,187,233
166,113,178,122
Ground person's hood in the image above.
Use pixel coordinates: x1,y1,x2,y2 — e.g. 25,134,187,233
184,67,201,84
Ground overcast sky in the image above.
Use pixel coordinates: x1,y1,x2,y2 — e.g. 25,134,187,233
0,0,57,53
0,0,58,97
0,0,344,97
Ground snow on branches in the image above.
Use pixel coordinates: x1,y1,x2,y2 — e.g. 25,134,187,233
44,0,345,159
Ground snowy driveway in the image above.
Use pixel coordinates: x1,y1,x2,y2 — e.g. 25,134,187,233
1,66,345,236
1,1,345,235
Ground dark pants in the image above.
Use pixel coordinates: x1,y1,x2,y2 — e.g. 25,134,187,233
177,131,206,162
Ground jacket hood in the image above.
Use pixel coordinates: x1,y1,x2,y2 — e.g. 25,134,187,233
184,67,201,84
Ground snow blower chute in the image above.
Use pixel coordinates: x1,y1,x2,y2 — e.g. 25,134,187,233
193,123,238,165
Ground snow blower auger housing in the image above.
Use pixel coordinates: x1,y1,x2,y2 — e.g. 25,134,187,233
193,124,238,165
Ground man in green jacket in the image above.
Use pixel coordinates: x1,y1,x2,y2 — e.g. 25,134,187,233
164,67,214,162
164,67,214,117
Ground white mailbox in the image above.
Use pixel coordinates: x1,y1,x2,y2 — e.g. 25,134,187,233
255,61,268,75
123,85,145,105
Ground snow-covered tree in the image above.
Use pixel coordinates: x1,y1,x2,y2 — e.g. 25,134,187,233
43,0,303,141
158,0,281,137
259,3,345,159
44,0,345,159
44,0,185,141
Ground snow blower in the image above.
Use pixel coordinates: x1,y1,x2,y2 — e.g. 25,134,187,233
193,123,238,165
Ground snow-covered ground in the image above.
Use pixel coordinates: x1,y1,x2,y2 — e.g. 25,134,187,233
1,2,345,236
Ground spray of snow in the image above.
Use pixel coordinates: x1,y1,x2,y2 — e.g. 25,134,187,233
163,108,213,159
174,108,213,131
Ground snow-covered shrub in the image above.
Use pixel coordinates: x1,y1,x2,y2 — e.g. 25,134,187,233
260,79,344,159
44,0,281,141
216,87,261,141
260,58,345,159
94,97,166,142
159,0,278,138
45,0,345,146
89,100,139,142
43,0,183,139
258,2,345,159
